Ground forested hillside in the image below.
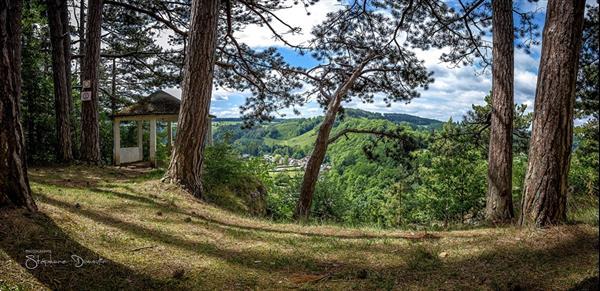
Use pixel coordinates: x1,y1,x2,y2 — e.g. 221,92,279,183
205,103,597,227
213,108,441,157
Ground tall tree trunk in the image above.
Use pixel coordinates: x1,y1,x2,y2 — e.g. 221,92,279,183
294,59,372,220
79,0,85,56
165,0,219,198
110,58,116,115
294,92,342,220
62,0,73,153
519,0,586,227
80,0,103,164
78,0,85,79
0,0,37,211
48,0,73,162
486,0,514,223
26,72,35,164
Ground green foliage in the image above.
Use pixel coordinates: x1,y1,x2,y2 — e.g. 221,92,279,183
461,94,533,156
217,109,531,228
293,117,489,228
212,109,441,158
576,5,599,120
511,153,529,216
99,114,114,165
21,1,57,164
203,143,244,187
0,281,24,291
567,117,599,225
342,108,443,128
570,120,599,198
202,142,274,215
266,174,302,221
407,121,487,225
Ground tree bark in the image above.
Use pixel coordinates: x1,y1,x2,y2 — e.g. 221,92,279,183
80,0,103,164
0,0,37,211
78,0,85,80
519,0,586,227
110,58,116,115
79,0,85,56
486,0,514,223
48,0,73,162
164,0,219,198
294,59,373,220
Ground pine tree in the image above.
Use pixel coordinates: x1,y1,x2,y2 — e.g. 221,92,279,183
0,0,38,211
47,0,73,162
520,0,586,227
80,0,103,164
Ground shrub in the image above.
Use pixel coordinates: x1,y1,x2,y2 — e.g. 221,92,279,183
266,173,302,221
202,142,273,215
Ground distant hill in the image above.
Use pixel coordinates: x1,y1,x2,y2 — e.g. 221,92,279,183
213,109,443,158
343,108,442,127
214,108,442,128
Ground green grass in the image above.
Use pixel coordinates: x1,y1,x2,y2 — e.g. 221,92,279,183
568,193,600,226
0,165,598,290
264,129,317,148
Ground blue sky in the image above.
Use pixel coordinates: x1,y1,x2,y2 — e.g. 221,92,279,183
163,0,592,122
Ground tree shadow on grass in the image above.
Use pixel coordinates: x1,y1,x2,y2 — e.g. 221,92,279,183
0,209,176,290
358,232,600,290
30,166,441,242
28,165,162,189
34,194,349,273
568,276,599,291
33,175,442,242
187,210,442,241
88,187,172,208
65,187,417,255
35,193,600,290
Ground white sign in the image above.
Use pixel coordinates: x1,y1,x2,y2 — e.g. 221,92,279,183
83,80,91,89
81,91,92,101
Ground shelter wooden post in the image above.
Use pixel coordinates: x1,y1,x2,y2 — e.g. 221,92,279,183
150,119,156,166
137,121,143,159
113,119,121,165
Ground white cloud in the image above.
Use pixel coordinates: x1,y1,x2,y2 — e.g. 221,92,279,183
514,70,537,102
211,90,235,101
235,0,343,48
331,47,494,121
166,0,550,121
211,108,241,117
207,44,542,121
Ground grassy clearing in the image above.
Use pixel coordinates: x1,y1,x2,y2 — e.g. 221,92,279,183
0,165,598,290
264,128,317,148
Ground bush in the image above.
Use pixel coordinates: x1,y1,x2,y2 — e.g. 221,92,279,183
401,121,487,226
202,142,273,215
266,173,302,221
311,174,348,223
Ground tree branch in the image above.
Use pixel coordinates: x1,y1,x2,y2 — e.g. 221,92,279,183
104,0,188,36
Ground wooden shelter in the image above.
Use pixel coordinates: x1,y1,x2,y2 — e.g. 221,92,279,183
112,90,214,167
